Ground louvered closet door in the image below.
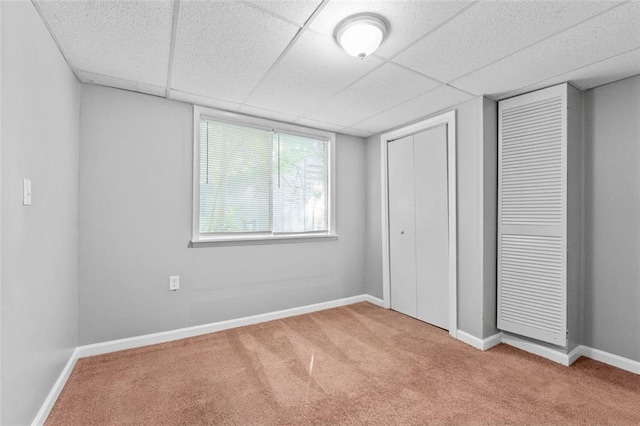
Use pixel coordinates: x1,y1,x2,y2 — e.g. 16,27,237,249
498,85,568,347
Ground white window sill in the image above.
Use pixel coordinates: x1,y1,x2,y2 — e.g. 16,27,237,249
190,234,338,248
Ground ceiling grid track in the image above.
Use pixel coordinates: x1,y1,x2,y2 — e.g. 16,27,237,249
500,46,640,100
239,0,331,108
165,0,182,98
239,1,303,28
298,0,481,122
448,0,632,86
30,0,81,82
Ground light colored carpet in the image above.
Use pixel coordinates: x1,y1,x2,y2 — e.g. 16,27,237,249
47,302,640,425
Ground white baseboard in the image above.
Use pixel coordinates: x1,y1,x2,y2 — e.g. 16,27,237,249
456,330,503,351
501,333,575,366
34,296,640,424
76,294,374,358
567,345,583,366
581,346,640,375
31,348,79,426
36,294,377,424
363,294,384,307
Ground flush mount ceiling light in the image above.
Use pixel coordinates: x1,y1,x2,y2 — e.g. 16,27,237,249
335,13,389,59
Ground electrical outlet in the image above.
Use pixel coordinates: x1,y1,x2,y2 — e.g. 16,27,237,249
169,276,180,291
23,178,32,206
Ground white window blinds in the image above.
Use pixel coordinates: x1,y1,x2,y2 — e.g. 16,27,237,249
198,117,330,238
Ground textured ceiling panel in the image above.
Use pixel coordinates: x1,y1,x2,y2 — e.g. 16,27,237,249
238,104,300,124
339,127,374,138
500,48,640,100
245,30,382,116
451,1,640,97
171,0,299,103
36,0,173,86
168,90,242,112
353,85,473,134
293,117,347,133
244,0,323,26
77,70,167,97
310,0,472,58
394,1,622,83
305,63,440,127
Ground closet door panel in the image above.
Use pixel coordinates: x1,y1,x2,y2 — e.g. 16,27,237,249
388,135,417,318
498,84,568,347
414,125,449,329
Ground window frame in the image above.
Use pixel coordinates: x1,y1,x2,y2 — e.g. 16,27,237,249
192,105,337,245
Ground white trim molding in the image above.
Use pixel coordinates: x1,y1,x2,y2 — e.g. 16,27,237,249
34,294,381,424
502,333,577,366
457,331,503,351
580,346,640,375
32,297,640,424
76,295,373,359
363,295,385,307
31,349,79,426
380,110,458,338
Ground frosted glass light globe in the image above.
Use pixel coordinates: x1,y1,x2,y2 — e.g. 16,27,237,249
336,15,388,59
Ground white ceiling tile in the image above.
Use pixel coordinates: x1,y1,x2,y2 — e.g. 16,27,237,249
339,128,374,138
451,1,640,98
499,49,640,100
238,104,300,124
77,70,167,97
293,117,346,133
36,0,173,86
245,30,383,116
244,0,323,26
171,0,299,104
394,1,622,83
306,63,440,126
310,0,472,58
354,85,473,134
168,89,242,112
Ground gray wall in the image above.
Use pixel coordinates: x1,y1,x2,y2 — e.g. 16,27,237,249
583,75,640,362
363,96,498,340
481,97,498,338
365,135,383,299
1,2,80,424
78,84,367,345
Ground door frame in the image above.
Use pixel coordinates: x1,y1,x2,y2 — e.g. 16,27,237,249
380,110,457,338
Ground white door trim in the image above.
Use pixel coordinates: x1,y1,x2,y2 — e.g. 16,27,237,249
380,110,458,338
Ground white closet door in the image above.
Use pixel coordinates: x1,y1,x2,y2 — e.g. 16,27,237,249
414,125,449,329
498,85,567,346
388,135,417,318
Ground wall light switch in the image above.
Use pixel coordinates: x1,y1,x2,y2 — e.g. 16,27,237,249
169,276,180,291
23,179,32,206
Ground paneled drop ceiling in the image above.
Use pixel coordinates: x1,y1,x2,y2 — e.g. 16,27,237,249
34,0,640,137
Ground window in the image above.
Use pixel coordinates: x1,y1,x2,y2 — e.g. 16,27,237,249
192,107,336,243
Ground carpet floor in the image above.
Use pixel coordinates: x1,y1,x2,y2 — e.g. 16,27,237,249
47,302,640,425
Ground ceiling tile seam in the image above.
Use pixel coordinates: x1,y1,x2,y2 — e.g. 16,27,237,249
385,0,481,63
299,0,482,118
297,59,393,119
239,0,332,107
30,0,81,83
165,0,182,98
448,0,633,85
498,46,640,99
346,83,450,129
76,69,167,99
239,0,304,28
75,68,165,90
241,103,305,121
169,88,242,111
389,61,467,92
358,96,476,136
